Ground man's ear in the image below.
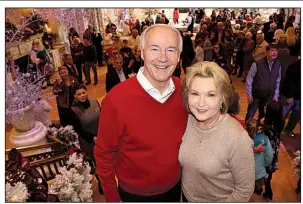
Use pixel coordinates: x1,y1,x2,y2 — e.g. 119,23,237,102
141,51,144,60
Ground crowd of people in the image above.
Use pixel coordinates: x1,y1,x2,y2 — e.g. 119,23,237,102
27,8,301,202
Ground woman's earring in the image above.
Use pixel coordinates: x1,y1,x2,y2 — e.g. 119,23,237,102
220,102,223,110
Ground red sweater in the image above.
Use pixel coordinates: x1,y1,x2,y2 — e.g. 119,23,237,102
94,76,188,202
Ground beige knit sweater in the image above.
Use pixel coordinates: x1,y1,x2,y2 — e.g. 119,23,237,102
179,114,255,202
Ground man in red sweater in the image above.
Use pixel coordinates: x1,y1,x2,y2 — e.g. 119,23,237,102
94,24,188,202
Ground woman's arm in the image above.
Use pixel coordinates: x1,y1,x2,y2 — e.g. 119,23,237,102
226,131,255,202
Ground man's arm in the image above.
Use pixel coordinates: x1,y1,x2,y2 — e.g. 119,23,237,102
246,62,257,98
94,95,123,202
273,65,281,101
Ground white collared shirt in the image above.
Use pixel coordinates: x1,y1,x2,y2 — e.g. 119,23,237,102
116,68,126,82
136,67,175,103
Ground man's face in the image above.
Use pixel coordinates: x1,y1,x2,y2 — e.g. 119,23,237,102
218,23,223,31
267,48,279,60
123,41,129,47
83,39,89,46
65,55,73,65
256,33,264,44
201,25,207,32
114,58,123,71
142,27,180,86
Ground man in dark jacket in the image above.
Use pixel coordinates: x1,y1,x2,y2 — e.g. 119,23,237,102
282,59,300,137
82,37,98,86
105,54,129,93
92,27,104,67
245,44,281,122
63,53,78,80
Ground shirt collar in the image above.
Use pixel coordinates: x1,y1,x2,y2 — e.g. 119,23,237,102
136,67,175,94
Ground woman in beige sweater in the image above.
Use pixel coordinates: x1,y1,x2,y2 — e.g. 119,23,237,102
179,61,255,202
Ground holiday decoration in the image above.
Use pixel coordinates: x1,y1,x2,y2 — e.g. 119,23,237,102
5,149,59,202
292,150,300,178
47,125,80,149
5,8,51,48
48,153,93,202
6,181,30,202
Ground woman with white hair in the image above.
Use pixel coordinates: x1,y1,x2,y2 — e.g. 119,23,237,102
265,23,277,43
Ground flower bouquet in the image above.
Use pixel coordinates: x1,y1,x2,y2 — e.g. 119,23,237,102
48,152,93,202
47,125,80,149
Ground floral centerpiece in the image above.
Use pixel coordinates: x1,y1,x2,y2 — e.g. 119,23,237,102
47,125,80,149
5,64,46,131
5,149,59,202
48,152,93,202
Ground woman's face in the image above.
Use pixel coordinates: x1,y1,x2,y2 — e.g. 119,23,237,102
135,49,141,57
59,68,69,79
74,88,88,102
188,76,222,123
213,45,220,54
210,32,215,39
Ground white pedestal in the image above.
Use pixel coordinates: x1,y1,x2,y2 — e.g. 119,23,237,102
10,121,48,156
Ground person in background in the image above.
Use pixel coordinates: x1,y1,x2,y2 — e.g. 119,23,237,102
82,37,98,86
242,31,255,82
129,47,144,74
187,11,194,33
63,53,78,79
53,66,80,127
209,31,217,46
105,54,129,93
253,30,269,62
246,118,273,195
173,8,179,24
285,27,300,56
71,37,85,84
264,23,277,44
194,39,204,62
122,21,131,36
282,59,301,138
70,84,103,195
180,35,196,74
68,27,80,46
95,24,187,202
92,27,104,67
202,32,213,62
179,62,254,202
119,39,133,74
245,44,281,122
145,13,154,25
128,29,141,49
261,101,284,200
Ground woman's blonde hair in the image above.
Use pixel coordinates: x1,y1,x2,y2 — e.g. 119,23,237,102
245,118,258,139
274,29,285,42
245,31,253,40
285,27,296,46
73,37,81,44
182,61,234,114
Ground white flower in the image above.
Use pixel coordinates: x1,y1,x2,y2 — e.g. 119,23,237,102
6,182,30,202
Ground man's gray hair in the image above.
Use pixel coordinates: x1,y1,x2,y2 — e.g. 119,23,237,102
140,24,183,53
114,53,123,60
